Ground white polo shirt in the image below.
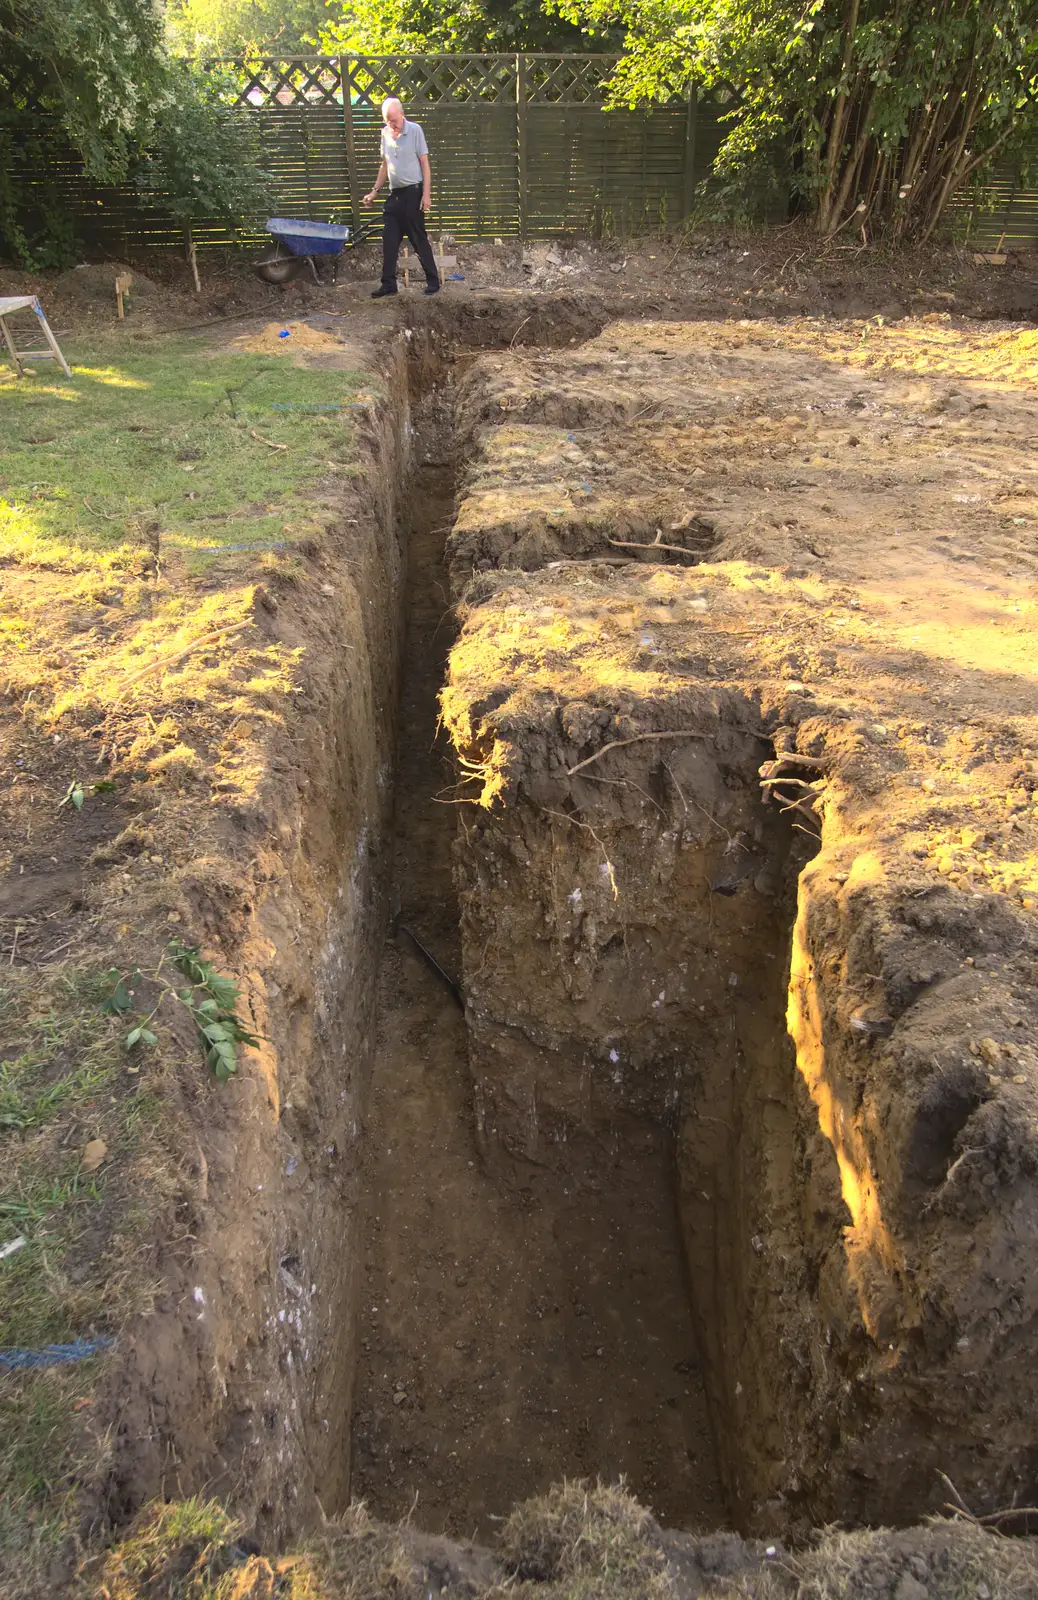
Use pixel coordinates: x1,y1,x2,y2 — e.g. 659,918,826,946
381,121,428,189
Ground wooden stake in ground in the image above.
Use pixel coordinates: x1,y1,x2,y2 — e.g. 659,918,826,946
185,224,201,294
400,245,457,291
436,240,457,283
115,272,133,320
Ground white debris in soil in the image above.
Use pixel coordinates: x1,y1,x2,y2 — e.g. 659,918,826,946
521,244,588,289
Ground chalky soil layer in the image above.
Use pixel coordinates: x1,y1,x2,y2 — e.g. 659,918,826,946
355,316,1038,1536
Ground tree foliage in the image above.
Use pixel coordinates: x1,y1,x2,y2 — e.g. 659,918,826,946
0,0,269,266
1,0,167,183
552,0,1038,238
320,0,618,56
166,0,331,56
134,65,269,229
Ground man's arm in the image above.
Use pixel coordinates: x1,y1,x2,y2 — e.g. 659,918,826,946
419,152,431,211
362,160,388,205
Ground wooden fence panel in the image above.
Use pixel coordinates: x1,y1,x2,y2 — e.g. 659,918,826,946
946,168,1038,250
257,105,352,223
525,104,688,236
3,55,1036,259
419,106,520,237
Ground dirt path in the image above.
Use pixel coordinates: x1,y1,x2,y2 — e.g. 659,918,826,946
348,405,725,1540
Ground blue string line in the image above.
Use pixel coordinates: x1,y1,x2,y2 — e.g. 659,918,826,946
0,1336,115,1371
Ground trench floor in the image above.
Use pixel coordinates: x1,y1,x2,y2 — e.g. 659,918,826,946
349,428,725,1539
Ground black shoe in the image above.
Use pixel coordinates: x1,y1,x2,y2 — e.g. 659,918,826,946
371,285,398,299
424,281,441,296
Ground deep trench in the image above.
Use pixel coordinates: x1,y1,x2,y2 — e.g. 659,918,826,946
342,338,807,1540
136,304,1037,1550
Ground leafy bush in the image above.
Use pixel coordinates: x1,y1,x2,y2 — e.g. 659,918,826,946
0,2,268,267
134,65,270,232
319,0,616,56
552,0,1038,240
166,0,329,55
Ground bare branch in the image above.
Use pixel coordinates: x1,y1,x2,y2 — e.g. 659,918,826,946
606,532,699,557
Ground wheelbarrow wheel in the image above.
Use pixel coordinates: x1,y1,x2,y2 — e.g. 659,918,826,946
253,255,307,285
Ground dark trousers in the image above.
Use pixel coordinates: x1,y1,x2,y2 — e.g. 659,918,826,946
381,185,439,289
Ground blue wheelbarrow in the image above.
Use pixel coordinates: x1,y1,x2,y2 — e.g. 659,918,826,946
252,217,373,285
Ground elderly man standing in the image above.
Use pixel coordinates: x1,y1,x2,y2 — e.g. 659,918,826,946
363,97,440,298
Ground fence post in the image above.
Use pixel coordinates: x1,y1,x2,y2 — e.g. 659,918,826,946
341,57,363,229
682,86,698,221
517,53,528,240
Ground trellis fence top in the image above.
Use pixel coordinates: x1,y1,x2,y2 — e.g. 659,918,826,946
206,54,689,109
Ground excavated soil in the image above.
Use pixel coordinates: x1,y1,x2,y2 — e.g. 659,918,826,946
341,309,1038,1545
432,316,1038,1533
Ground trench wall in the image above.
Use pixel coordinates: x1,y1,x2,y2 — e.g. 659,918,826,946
104,302,614,1542
102,305,609,1540
446,693,832,1528
445,645,1038,1534
104,338,412,1540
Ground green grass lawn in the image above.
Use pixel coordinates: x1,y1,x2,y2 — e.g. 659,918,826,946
0,968,173,1593
1,333,375,574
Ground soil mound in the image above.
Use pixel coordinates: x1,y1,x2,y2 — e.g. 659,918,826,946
231,319,347,354
54,262,162,306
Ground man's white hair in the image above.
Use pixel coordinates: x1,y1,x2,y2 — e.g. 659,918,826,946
381,96,404,116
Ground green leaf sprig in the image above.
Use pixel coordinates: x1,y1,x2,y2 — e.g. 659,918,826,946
99,942,261,1082
170,939,261,1082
